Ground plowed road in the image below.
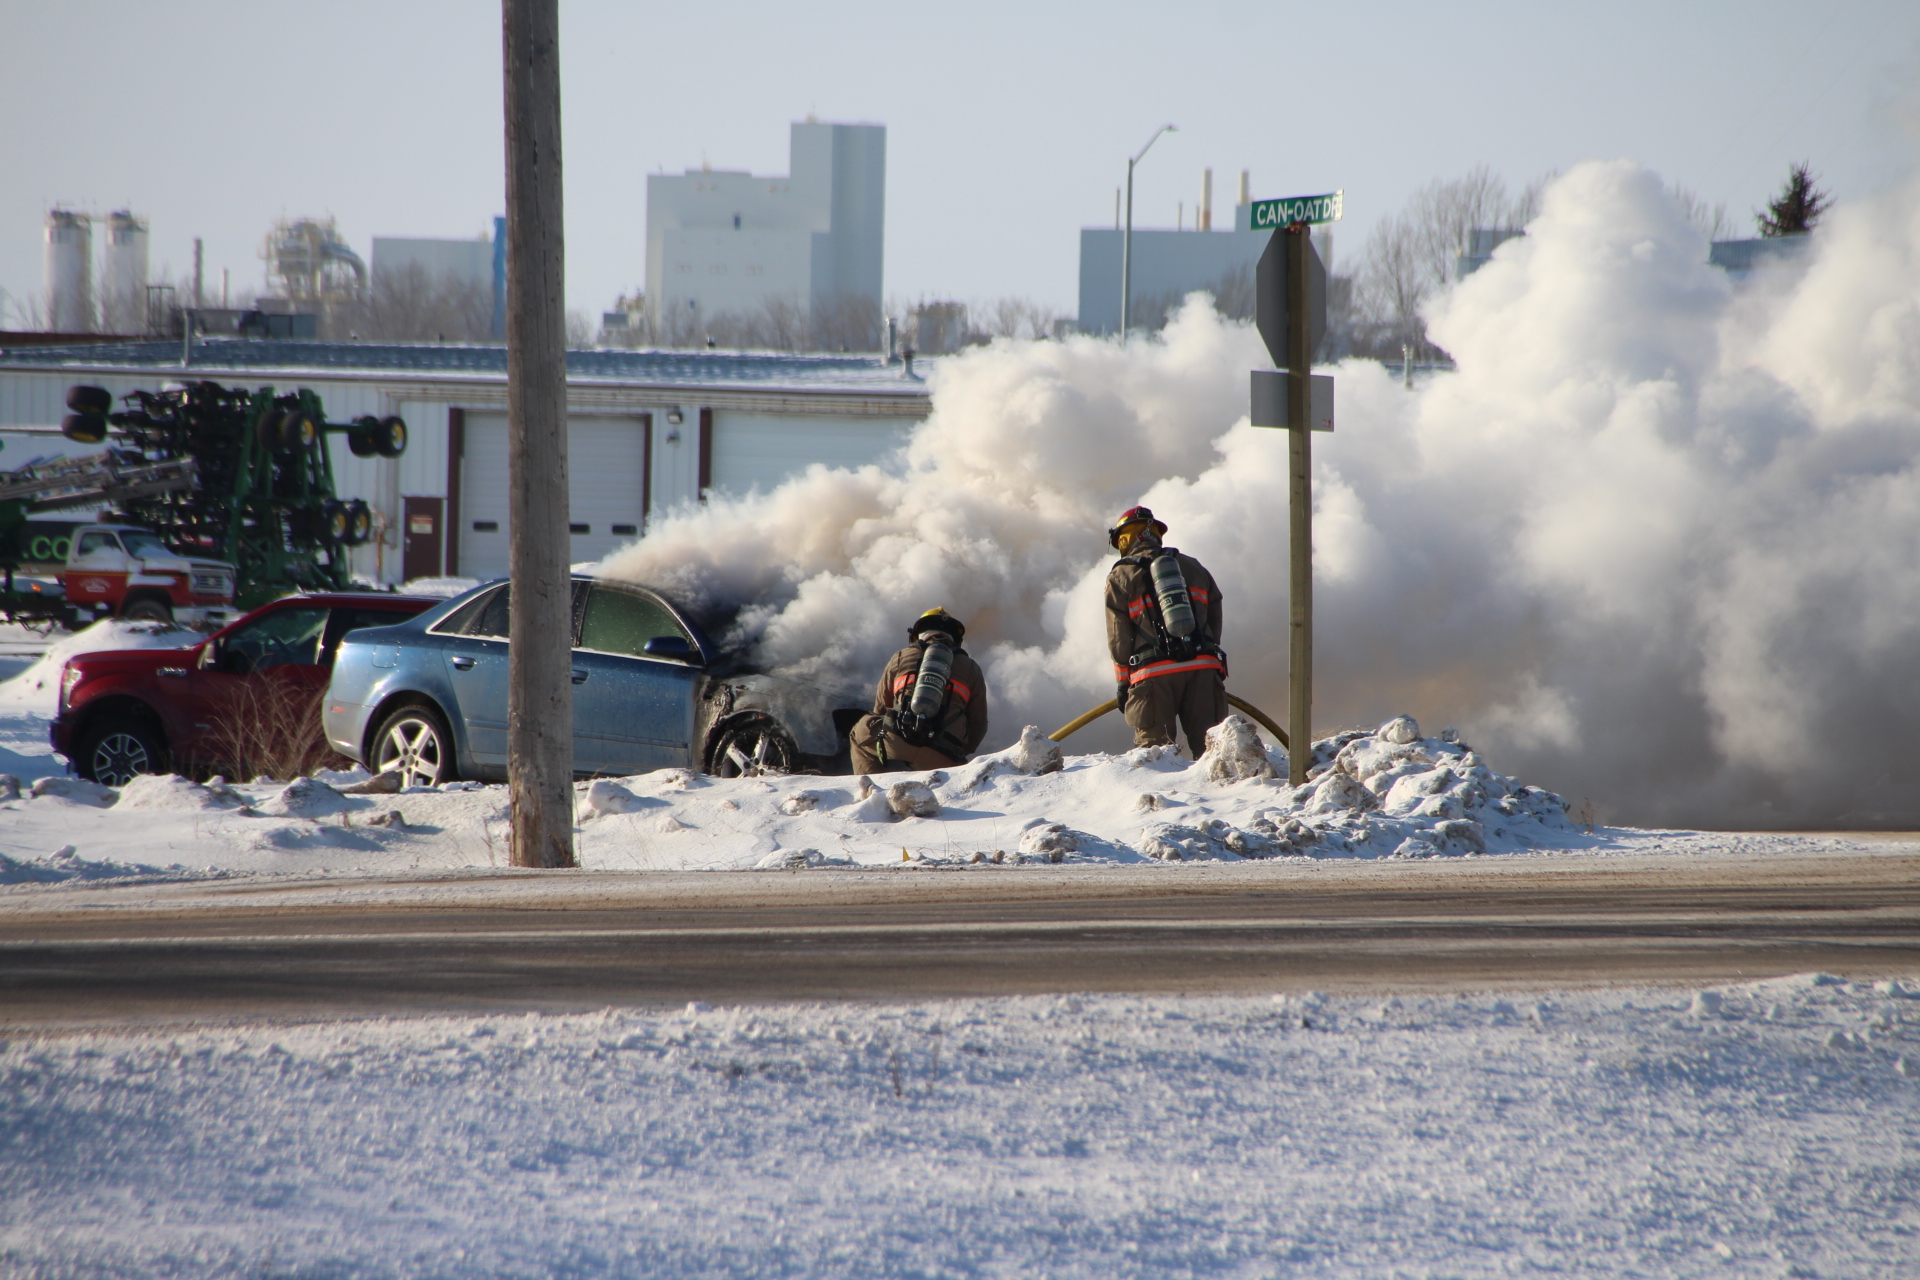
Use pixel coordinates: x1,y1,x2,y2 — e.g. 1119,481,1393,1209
3,849,1918,1025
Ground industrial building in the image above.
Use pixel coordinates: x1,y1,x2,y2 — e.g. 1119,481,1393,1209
1078,170,1270,335
646,121,885,347
0,339,929,585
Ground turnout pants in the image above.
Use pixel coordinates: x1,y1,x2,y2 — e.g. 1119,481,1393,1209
1123,669,1228,757
850,715,961,775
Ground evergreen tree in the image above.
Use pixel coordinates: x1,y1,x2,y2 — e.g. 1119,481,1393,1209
1757,163,1831,237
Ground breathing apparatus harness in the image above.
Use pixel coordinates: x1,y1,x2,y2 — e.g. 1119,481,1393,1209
1119,546,1227,679
882,609,973,762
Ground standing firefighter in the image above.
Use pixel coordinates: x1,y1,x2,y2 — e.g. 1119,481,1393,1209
1105,505,1228,755
850,608,990,774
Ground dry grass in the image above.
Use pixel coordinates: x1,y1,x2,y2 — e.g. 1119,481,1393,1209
203,678,349,782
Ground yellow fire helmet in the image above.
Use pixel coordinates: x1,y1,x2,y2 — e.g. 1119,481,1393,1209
909,607,965,645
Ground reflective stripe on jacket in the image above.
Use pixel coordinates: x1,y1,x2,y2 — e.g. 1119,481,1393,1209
1105,551,1224,678
871,641,989,756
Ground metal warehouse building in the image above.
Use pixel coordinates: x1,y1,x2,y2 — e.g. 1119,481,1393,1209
0,339,931,585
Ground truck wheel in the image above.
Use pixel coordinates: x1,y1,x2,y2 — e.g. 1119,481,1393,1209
75,714,169,787
374,416,408,458
122,597,173,623
370,702,456,788
61,413,108,444
66,385,113,415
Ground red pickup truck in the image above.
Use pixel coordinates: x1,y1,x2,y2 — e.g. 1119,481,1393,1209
52,592,436,785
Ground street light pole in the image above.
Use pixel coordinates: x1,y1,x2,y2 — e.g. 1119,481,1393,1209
1120,123,1175,340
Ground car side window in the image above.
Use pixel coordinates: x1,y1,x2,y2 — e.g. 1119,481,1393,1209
217,606,330,673
448,585,511,639
578,585,690,659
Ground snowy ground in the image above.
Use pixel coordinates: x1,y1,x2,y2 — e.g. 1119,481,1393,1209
3,978,1918,1277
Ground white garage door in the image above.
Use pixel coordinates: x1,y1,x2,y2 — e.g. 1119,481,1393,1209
708,412,912,499
459,413,649,579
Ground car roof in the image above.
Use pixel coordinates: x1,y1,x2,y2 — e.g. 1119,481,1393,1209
264,592,441,608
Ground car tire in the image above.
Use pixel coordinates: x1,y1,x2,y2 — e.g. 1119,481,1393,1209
121,597,173,623
370,701,457,789
75,712,169,787
704,713,797,778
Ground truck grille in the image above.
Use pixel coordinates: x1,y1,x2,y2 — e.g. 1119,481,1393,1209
191,568,234,596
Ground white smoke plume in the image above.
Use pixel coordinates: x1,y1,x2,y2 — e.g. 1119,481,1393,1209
602,158,1920,828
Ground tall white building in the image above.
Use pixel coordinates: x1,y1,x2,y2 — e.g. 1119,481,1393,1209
646,121,885,347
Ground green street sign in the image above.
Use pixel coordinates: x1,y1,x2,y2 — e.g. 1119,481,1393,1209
1248,189,1344,229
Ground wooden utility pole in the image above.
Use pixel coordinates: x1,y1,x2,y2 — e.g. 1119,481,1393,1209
1285,224,1313,787
501,0,575,868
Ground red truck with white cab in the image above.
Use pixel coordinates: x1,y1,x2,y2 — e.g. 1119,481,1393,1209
54,521,237,628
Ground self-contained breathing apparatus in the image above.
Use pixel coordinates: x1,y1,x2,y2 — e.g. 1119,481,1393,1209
1123,546,1227,690
882,608,973,762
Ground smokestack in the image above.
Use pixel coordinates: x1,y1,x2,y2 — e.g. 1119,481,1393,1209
1115,187,1121,230
221,267,230,308
1238,169,1250,206
192,238,204,308
1200,168,1213,231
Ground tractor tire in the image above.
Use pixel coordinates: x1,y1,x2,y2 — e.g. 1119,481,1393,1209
321,500,349,543
74,712,169,787
348,430,377,458
345,500,373,546
374,416,408,458
279,411,317,452
257,410,287,451
121,597,174,624
61,413,107,444
66,385,113,415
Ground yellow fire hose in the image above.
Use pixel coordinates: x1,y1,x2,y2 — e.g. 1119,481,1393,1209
1048,693,1288,749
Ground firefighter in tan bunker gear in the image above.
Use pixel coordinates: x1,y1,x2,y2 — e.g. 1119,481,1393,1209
1105,505,1228,756
850,608,990,774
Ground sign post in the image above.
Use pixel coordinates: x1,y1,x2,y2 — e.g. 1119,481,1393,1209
1248,191,1340,786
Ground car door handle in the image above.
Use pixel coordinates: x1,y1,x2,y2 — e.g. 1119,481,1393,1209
450,655,476,670
572,668,589,684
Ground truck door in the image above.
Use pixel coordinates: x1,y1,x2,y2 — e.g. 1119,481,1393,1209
185,605,333,775
65,529,131,616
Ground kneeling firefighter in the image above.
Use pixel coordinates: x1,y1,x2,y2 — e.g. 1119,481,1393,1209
1105,505,1228,755
850,608,990,774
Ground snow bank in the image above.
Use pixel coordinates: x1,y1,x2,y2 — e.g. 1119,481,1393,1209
0,619,196,716
0,712,1590,882
3,979,1915,1276
592,163,1920,829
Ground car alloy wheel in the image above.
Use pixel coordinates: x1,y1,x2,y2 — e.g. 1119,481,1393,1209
373,705,453,788
707,713,796,778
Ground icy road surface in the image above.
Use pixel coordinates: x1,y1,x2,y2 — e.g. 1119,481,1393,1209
3,978,1918,1277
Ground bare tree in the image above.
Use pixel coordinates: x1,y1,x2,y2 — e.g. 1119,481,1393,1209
342,263,495,342
1669,183,1733,241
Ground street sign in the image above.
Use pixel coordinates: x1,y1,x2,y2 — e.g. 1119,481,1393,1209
1250,370,1333,432
1256,231,1326,367
1247,189,1343,230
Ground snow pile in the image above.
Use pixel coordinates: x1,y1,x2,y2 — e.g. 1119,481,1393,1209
0,713,1586,881
0,619,196,716
3,979,1916,1276
594,162,1920,828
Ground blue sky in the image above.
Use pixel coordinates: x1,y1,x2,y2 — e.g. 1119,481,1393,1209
2,0,1914,324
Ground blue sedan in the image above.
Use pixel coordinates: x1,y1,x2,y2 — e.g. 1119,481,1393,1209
323,575,861,787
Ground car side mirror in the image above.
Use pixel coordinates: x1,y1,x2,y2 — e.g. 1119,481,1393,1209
643,635,699,663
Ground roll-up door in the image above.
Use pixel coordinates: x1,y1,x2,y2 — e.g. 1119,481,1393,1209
458,413,649,579
707,412,913,499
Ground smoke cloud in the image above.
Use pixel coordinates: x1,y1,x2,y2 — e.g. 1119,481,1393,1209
601,158,1920,828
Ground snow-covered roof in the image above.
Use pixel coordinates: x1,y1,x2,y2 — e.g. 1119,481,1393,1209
0,338,935,403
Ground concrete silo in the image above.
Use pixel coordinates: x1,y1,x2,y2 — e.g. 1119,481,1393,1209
101,210,149,334
44,209,95,332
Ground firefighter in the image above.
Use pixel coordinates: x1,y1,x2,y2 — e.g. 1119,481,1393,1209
1105,505,1227,756
850,607,990,774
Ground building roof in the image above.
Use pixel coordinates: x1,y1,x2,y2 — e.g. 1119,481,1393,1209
0,338,932,401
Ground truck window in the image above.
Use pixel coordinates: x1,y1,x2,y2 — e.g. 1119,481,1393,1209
218,606,330,672
119,530,171,559
75,531,122,556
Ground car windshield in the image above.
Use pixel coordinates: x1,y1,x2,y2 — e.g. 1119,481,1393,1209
119,531,172,560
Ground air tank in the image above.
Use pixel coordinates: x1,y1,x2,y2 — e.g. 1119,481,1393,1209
101,210,149,334
44,209,94,332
